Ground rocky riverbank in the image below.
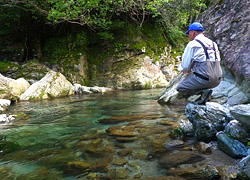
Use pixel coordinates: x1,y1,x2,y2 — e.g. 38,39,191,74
157,71,250,179
0,70,114,124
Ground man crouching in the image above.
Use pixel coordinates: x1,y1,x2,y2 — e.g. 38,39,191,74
177,22,222,105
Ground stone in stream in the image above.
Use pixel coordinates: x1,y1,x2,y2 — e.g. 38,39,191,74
216,132,248,158
167,164,220,180
20,70,74,100
224,120,250,145
99,114,160,124
159,151,205,169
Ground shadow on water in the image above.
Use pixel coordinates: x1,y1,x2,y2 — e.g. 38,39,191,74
1,88,219,179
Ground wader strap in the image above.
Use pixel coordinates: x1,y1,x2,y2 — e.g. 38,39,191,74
195,39,210,60
193,72,209,81
212,42,218,60
195,39,218,60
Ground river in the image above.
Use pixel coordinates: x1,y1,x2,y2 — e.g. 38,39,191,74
0,88,236,179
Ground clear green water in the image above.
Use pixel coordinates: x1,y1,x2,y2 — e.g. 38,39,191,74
0,89,186,179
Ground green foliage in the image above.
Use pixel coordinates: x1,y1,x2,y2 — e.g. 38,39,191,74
0,60,19,73
0,0,213,63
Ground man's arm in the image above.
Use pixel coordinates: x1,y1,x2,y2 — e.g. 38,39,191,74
178,42,194,73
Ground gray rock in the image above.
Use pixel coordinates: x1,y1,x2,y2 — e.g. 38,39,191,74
216,132,248,158
178,165,220,180
206,102,231,130
0,74,30,98
159,151,205,169
165,140,185,151
237,155,250,180
201,0,250,103
225,120,250,145
0,99,11,113
0,114,16,124
158,73,188,104
20,70,74,100
185,102,232,142
179,119,193,136
230,104,250,131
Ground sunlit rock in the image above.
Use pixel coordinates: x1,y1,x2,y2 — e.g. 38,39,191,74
0,73,30,99
20,70,74,100
0,114,16,124
230,104,250,131
0,99,11,113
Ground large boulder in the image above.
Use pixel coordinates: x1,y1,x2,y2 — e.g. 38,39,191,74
200,0,250,103
20,70,74,100
158,73,189,104
0,73,30,99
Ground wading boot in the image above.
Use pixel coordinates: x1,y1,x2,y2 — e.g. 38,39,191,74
197,89,213,105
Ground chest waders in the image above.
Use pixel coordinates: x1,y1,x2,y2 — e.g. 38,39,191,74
195,39,222,84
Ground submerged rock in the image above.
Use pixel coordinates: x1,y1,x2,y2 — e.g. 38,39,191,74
20,70,74,100
177,165,220,180
66,161,92,175
99,114,160,124
159,151,205,169
165,140,186,151
216,132,248,158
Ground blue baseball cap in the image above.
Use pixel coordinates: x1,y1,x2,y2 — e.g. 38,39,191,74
185,22,204,34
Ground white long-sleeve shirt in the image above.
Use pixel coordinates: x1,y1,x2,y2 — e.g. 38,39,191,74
178,34,220,72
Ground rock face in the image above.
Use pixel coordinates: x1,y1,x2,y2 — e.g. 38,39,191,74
98,54,170,89
158,0,250,105
200,0,250,101
20,70,74,100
